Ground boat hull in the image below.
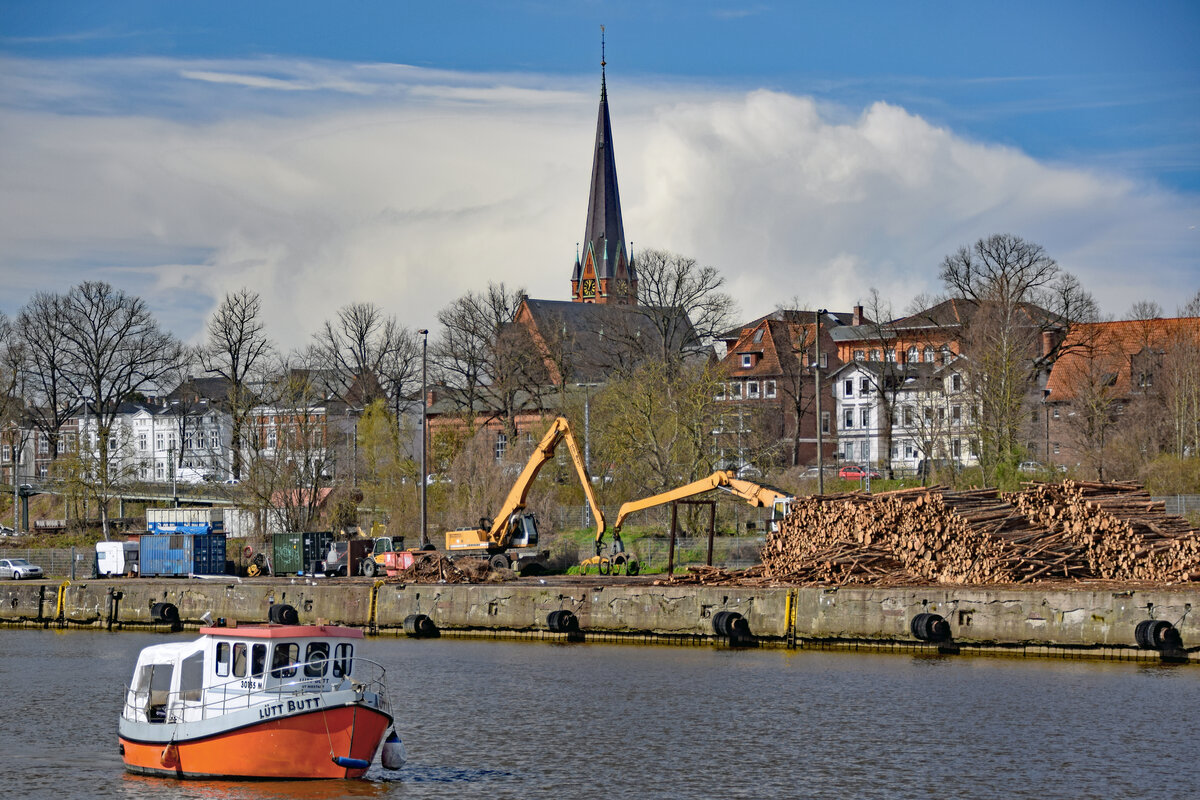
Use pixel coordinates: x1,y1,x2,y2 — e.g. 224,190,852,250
119,704,392,780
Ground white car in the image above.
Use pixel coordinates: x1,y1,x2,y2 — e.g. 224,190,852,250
0,558,44,580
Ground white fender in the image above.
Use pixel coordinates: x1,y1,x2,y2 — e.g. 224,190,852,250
381,730,407,770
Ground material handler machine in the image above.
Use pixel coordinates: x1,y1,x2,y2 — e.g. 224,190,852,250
611,470,795,536
445,416,608,574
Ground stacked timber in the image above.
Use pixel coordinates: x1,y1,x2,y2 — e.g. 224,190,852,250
1005,481,1200,583
747,481,1200,587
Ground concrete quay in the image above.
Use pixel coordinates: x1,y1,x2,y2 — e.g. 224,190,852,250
2,578,1196,663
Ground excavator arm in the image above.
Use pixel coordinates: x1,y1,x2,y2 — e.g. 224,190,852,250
483,417,605,548
614,471,794,531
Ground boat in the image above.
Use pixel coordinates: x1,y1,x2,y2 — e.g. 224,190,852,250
118,612,405,780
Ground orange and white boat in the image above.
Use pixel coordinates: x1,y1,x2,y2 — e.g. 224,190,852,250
118,617,404,780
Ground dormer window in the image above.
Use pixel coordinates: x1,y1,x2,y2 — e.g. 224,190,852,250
741,354,754,368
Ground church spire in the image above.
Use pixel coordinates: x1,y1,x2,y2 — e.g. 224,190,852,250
572,26,636,305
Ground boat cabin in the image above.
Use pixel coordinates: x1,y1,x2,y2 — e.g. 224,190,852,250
123,625,366,725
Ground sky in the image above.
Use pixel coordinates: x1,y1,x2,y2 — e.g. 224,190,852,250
1,1,1198,350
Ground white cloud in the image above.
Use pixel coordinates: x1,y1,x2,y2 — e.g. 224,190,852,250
0,56,1196,352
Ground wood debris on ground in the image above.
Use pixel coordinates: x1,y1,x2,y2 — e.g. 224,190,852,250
385,553,515,584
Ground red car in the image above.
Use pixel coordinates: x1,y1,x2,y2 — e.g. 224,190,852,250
838,465,881,480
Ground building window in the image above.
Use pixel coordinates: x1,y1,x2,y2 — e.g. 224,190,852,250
870,349,881,361
494,431,507,462
820,354,828,368
904,407,915,427
843,380,853,398
1053,443,1061,454
184,433,194,451
941,345,952,364
951,374,962,392
38,436,48,455
854,350,865,361
821,412,830,434
923,347,935,363
138,434,147,451
844,443,855,461
1052,408,1060,419
907,346,918,362
951,405,962,423
885,349,896,363
860,408,871,428
765,380,776,398
156,433,164,450
741,354,753,368
729,382,742,398
843,408,854,429
155,464,164,480
267,429,277,449
952,439,961,458
714,384,726,400
747,381,760,398
860,378,871,395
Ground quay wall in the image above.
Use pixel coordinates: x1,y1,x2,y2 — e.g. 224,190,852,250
2,579,1197,661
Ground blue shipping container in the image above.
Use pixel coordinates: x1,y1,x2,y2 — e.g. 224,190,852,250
138,533,227,577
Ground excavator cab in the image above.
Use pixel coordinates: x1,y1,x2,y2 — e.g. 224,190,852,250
508,512,540,548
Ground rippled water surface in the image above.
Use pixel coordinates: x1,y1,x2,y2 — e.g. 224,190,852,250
1,629,1197,799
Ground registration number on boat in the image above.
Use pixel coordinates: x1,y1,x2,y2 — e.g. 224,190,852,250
240,679,263,689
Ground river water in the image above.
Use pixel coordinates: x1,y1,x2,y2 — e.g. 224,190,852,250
1,629,1197,800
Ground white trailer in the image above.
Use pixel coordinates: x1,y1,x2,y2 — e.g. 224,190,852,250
96,541,140,576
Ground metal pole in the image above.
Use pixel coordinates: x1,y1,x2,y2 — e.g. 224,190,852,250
418,328,429,549
667,502,678,578
815,309,827,494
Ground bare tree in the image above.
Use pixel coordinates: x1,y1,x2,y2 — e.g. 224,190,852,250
199,289,274,480
940,234,1094,476
433,283,540,434
15,292,77,463
58,281,184,539
632,248,738,364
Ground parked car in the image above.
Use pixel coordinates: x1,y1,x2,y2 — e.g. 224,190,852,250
838,465,881,480
0,524,14,536
0,557,44,580
1017,461,1042,474
799,466,838,479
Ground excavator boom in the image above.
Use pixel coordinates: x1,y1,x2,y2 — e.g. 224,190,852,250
446,416,605,552
614,470,794,531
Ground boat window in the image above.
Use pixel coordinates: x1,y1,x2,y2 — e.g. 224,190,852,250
232,643,246,677
215,642,230,677
180,652,204,701
270,643,299,679
333,643,353,678
305,642,329,677
148,664,173,722
251,643,267,678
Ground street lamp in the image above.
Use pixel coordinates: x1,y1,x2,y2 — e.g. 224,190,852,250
814,309,828,495
418,328,429,549
575,382,599,527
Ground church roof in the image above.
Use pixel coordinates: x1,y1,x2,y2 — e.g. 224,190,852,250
578,60,633,285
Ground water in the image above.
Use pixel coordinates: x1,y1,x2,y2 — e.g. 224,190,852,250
1,629,1197,799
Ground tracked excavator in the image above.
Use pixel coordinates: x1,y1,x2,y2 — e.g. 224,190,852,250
444,416,607,574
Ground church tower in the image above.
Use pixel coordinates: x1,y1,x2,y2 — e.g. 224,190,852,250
571,31,637,305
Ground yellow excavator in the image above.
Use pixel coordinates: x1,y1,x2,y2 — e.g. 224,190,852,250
444,416,606,574
611,470,795,537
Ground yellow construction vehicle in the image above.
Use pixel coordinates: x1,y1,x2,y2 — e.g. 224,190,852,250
444,417,606,574
612,470,794,535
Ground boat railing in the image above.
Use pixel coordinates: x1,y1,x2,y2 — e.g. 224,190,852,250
122,657,390,724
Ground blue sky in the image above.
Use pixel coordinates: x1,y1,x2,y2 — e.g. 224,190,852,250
2,1,1198,346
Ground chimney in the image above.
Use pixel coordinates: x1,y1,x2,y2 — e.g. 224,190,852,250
1042,331,1054,358
425,389,437,407
852,305,863,326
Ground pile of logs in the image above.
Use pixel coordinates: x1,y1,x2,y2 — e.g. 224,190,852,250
750,481,1200,587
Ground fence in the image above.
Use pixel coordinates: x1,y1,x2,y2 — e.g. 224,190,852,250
0,546,95,579
1155,496,1200,517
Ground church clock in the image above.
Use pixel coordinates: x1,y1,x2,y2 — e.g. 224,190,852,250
581,278,597,299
